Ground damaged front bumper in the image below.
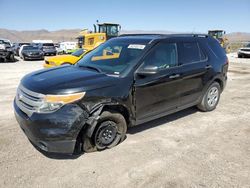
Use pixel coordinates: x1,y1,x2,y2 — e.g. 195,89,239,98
14,100,89,154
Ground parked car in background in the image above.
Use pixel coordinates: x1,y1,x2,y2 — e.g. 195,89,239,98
0,38,15,62
19,44,29,57
38,43,57,56
20,45,44,60
58,42,78,54
14,34,228,154
13,43,30,56
238,43,250,58
44,48,86,68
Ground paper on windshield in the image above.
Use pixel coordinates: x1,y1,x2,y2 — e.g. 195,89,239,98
128,44,145,50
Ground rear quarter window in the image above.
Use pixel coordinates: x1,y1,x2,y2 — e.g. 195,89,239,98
207,39,226,59
177,42,206,65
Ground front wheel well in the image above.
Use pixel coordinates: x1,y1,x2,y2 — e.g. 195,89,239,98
74,104,130,154
101,105,130,126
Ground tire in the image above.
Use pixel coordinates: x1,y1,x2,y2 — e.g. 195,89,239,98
82,111,127,152
197,82,221,112
238,54,242,58
9,54,15,62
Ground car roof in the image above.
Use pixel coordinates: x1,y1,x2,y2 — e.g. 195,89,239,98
118,33,210,42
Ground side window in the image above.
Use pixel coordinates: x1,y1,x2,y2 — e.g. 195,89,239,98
177,42,205,64
143,42,177,70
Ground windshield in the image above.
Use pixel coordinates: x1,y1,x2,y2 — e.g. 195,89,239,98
23,46,39,50
77,39,148,75
43,43,54,47
72,49,85,57
247,43,250,47
0,40,9,45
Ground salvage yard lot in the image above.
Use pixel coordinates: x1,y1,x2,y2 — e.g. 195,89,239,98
0,55,250,188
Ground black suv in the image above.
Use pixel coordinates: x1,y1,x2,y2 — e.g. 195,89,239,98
14,34,228,155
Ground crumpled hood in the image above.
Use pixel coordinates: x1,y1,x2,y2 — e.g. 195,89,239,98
21,65,119,94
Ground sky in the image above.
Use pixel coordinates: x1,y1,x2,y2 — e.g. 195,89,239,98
0,0,249,33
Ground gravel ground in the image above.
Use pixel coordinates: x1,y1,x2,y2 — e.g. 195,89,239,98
0,55,250,188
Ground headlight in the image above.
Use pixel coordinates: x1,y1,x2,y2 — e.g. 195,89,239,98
37,92,85,113
49,61,56,66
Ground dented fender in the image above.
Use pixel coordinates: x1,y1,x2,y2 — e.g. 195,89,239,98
80,97,133,138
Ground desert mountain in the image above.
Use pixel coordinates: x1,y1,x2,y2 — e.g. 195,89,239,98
0,28,249,43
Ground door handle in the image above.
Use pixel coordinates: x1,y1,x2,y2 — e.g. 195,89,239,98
169,74,180,79
205,65,212,69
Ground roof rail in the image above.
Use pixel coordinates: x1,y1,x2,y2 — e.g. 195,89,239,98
119,33,165,37
119,33,209,38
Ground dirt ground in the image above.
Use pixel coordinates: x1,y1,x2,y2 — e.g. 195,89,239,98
0,54,250,188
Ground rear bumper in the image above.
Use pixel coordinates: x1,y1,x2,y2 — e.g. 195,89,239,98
14,100,89,154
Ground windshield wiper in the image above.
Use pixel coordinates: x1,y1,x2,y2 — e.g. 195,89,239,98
79,65,103,73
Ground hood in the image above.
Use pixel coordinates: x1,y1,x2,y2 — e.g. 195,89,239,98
21,65,119,94
22,49,42,53
46,55,79,63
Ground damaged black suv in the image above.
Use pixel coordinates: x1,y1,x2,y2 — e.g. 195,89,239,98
14,34,228,155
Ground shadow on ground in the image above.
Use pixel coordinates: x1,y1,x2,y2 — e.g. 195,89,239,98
0,57,19,63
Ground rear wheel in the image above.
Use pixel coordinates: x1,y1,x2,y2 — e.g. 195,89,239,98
197,82,221,112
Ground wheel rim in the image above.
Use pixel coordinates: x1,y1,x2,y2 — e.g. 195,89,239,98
207,86,219,107
95,121,118,149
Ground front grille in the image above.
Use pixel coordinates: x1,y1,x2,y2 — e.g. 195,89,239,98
29,52,40,56
15,85,45,117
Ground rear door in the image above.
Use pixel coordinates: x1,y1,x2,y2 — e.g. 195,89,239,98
176,38,209,107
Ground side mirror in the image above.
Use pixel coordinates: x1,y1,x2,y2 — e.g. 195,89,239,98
137,65,159,76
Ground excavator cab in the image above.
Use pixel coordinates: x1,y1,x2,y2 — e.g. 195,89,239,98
77,22,121,50
208,30,225,40
97,23,121,39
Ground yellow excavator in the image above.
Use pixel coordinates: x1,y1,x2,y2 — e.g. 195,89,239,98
77,22,121,52
208,30,230,52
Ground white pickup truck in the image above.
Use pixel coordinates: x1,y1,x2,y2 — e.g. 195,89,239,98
0,38,15,62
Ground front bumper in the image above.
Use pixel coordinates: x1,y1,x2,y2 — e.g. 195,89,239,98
238,51,250,57
23,54,44,60
43,63,55,68
14,100,88,154
0,50,8,58
43,50,57,55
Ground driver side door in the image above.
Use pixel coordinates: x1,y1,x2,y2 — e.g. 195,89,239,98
134,41,182,124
